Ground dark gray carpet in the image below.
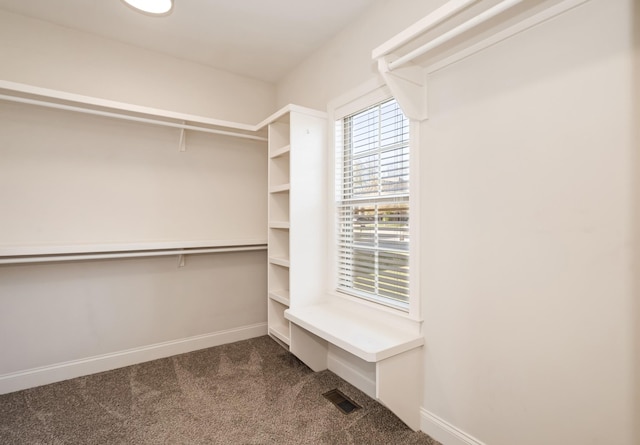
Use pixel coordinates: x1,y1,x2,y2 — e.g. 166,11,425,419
0,336,441,444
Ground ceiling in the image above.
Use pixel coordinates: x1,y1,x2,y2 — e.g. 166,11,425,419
0,0,376,83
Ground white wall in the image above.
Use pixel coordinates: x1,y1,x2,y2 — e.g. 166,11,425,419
277,0,639,444
0,10,274,393
0,10,275,124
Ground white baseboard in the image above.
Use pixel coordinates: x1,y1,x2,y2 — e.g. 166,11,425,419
420,408,487,445
327,350,376,399
0,322,267,395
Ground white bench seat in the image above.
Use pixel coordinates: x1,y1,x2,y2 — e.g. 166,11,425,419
284,297,423,430
285,302,423,362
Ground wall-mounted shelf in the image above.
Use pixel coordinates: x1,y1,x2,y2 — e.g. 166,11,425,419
0,240,267,265
269,222,290,229
269,145,291,159
269,184,291,194
268,289,290,306
0,81,328,145
268,325,290,345
268,256,290,268
0,80,268,144
372,0,591,121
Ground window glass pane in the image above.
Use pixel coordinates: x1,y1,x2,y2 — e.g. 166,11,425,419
336,98,410,309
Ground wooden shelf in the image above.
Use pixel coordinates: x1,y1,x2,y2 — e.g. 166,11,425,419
269,184,290,194
268,326,290,345
269,222,290,229
270,144,291,159
268,289,290,306
268,297,291,346
268,256,290,268
0,80,267,141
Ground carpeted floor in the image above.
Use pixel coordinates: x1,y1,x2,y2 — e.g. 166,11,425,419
0,336,441,444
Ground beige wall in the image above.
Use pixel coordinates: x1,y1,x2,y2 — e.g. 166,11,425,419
0,10,276,124
277,0,639,444
277,0,443,110
0,10,273,393
0,102,267,246
0,251,267,376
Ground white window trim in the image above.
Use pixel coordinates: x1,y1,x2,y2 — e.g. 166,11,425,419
327,80,421,321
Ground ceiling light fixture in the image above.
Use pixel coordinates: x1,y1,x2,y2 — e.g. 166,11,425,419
121,0,173,16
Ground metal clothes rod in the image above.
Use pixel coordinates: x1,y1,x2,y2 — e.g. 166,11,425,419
387,0,525,71
0,94,268,142
0,245,267,265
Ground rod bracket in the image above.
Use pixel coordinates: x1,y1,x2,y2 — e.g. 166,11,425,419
377,56,428,122
179,125,187,152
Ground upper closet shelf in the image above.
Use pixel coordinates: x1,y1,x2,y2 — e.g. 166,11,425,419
256,104,327,128
0,81,327,142
372,0,590,121
0,80,268,142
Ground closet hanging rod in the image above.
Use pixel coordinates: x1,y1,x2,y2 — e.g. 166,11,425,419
0,244,267,265
372,0,479,60
387,0,525,71
0,93,268,142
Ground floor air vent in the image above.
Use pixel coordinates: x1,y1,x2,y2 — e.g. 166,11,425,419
323,389,361,414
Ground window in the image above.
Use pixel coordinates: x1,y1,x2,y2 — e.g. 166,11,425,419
335,98,410,310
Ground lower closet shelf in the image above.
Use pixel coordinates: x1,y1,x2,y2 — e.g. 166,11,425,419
268,325,290,345
0,240,267,265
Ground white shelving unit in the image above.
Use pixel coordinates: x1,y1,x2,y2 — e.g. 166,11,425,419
262,105,327,349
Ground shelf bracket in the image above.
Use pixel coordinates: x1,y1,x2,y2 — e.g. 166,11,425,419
177,254,186,268
179,125,187,152
377,56,429,122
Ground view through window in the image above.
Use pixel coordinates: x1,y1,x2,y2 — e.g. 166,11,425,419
336,98,410,309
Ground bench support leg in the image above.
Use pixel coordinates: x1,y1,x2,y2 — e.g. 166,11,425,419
290,323,328,372
376,346,423,431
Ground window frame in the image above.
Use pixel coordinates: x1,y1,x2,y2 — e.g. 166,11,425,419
327,82,421,320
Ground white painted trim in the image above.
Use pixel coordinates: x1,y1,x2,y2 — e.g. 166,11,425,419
328,79,389,120
408,120,422,320
420,409,487,445
0,322,267,395
327,350,376,399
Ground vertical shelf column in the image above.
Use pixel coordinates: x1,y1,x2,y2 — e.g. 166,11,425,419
267,119,291,347
264,106,327,350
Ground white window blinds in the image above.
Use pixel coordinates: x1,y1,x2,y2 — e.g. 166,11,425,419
336,98,410,309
